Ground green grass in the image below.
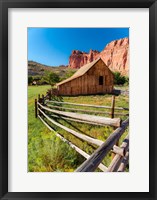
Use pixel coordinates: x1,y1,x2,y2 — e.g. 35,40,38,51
28,85,129,172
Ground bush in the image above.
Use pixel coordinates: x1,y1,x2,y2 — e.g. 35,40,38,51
65,69,76,79
60,69,76,81
37,78,48,85
114,72,129,85
43,71,60,87
28,76,33,85
28,133,85,172
124,76,129,85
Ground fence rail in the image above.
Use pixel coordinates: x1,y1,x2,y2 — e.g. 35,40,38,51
106,134,129,172
46,103,129,116
45,100,129,111
38,102,121,127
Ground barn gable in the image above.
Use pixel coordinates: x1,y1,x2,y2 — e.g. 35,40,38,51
87,58,114,78
57,57,101,86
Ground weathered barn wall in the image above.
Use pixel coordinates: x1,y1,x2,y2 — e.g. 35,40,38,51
58,59,114,96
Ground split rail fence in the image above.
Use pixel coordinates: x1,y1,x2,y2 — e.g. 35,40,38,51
35,93,129,172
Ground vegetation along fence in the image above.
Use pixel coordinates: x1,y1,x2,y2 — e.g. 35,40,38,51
34,92,129,172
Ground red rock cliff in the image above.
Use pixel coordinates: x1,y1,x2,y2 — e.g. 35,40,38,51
69,38,129,75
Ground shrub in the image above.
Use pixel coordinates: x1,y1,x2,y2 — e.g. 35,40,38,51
124,76,129,85
28,133,85,172
43,71,60,87
28,76,33,85
114,72,129,85
65,69,76,79
60,69,76,81
37,78,49,85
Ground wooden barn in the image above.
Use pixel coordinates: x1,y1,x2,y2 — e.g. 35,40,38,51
56,57,114,96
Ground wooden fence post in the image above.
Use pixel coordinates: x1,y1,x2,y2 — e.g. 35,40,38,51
111,95,118,158
48,92,51,101
38,94,40,102
35,99,37,118
111,95,115,119
41,94,45,116
42,94,45,106
38,94,41,116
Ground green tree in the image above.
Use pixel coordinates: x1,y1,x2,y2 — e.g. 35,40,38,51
114,72,128,85
43,71,60,87
60,69,76,81
28,76,33,85
124,76,129,85
65,69,76,79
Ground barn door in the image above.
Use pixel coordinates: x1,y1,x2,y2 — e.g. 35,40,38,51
98,76,105,93
99,76,104,85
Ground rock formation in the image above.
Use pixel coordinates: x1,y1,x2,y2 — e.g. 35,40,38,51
69,38,129,75
69,50,100,70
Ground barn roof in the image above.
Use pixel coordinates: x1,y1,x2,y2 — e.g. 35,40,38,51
56,57,104,86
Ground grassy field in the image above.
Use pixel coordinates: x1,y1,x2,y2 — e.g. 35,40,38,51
28,85,129,172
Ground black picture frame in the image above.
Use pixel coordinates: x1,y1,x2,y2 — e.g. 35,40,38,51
0,0,156,199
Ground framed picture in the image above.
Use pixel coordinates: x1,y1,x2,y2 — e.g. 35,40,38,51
0,0,156,199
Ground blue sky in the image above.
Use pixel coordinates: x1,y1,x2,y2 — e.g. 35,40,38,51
28,28,129,66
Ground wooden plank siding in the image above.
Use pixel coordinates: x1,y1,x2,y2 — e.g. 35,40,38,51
57,59,114,96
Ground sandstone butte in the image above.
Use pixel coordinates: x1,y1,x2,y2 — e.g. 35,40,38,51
69,37,129,76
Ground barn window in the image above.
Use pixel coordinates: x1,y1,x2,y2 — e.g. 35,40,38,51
99,76,104,85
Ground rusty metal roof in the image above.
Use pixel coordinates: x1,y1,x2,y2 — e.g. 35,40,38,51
56,57,101,86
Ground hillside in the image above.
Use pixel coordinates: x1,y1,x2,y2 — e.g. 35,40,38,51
28,61,73,78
